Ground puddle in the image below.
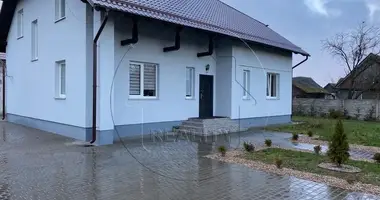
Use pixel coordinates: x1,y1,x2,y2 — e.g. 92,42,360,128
291,142,328,153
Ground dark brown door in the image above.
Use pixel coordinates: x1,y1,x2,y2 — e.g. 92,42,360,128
199,75,213,118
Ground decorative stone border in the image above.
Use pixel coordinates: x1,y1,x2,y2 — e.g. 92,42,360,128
205,150,380,196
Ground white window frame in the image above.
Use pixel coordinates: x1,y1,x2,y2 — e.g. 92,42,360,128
243,70,250,99
31,20,38,61
129,62,158,99
55,60,66,99
55,0,66,22
17,9,23,39
185,67,195,99
266,73,279,99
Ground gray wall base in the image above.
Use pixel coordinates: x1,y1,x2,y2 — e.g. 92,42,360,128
234,115,291,129
114,120,182,138
6,113,291,145
8,113,91,141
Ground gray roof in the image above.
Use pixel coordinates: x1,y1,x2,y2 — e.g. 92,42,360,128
92,0,309,56
293,77,328,94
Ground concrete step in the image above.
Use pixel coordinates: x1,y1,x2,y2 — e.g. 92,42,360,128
178,125,204,134
181,121,204,128
177,117,241,136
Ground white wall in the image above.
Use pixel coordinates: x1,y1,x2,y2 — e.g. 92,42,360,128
112,16,217,126
231,45,293,119
215,44,232,117
6,0,88,127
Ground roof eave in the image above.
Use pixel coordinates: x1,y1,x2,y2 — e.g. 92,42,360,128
92,1,310,57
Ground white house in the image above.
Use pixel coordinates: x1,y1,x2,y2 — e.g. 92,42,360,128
0,0,309,145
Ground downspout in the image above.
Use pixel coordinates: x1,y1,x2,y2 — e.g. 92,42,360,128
2,60,5,120
90,9,109,144
292,55,309,69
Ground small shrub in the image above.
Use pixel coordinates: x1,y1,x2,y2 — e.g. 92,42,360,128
373,153,380,163
328,109,343,119
307,130,313,137
265,139,272,147
320,112,327,118
309,104,317,117
218,146,227,157
327,120,350,167
346,175,358,184
364,106,376,121
294,104,305,116
354,107,361,120
343,109,351,119
292,133,299,141
172,126,180,132
314,145,322,155
275,157,283,169
243,141,255,152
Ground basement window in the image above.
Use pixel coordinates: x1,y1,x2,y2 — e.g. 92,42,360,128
129,62,158,99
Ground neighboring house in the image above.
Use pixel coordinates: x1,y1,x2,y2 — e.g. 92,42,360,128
0,0,308,145
335,53,380,99
292,77,330,99
324,83,337,99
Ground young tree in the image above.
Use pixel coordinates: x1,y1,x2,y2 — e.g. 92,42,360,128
322,21,380,99
327,120,350,167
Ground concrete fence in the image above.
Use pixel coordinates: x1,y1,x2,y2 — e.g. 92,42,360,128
292,98,380,120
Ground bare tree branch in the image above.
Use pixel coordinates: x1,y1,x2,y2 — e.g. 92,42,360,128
322,21,380,99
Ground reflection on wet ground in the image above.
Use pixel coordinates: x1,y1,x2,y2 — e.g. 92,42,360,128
0,122,378,200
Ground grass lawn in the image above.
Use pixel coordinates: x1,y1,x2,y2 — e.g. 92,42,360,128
265,116,380,147
242,148,380,186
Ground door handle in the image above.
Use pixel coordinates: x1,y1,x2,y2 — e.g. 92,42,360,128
200,93,203,100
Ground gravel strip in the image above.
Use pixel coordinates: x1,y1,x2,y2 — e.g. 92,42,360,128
297,135,380,153
205,150,380,196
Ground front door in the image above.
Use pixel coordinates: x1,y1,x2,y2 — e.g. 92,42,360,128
199,75,213,118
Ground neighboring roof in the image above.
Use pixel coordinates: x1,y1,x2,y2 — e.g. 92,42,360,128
324,83,336,88
293,77,329,94
0,0,309,56
336,53,380,88
324,83,337,93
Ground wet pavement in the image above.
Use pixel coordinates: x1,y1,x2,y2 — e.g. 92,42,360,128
0,122,379,200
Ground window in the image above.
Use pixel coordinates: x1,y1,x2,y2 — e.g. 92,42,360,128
129,62,158,98
55,0,66,21
31,20,38,61
267,73,279,98
17,9,23,38
243,70,250,99
55,60,66,99
186,67,195,99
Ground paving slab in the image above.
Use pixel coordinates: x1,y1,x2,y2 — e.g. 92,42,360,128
0,122,378,200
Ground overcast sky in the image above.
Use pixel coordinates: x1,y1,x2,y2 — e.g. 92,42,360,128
221,0,380,86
